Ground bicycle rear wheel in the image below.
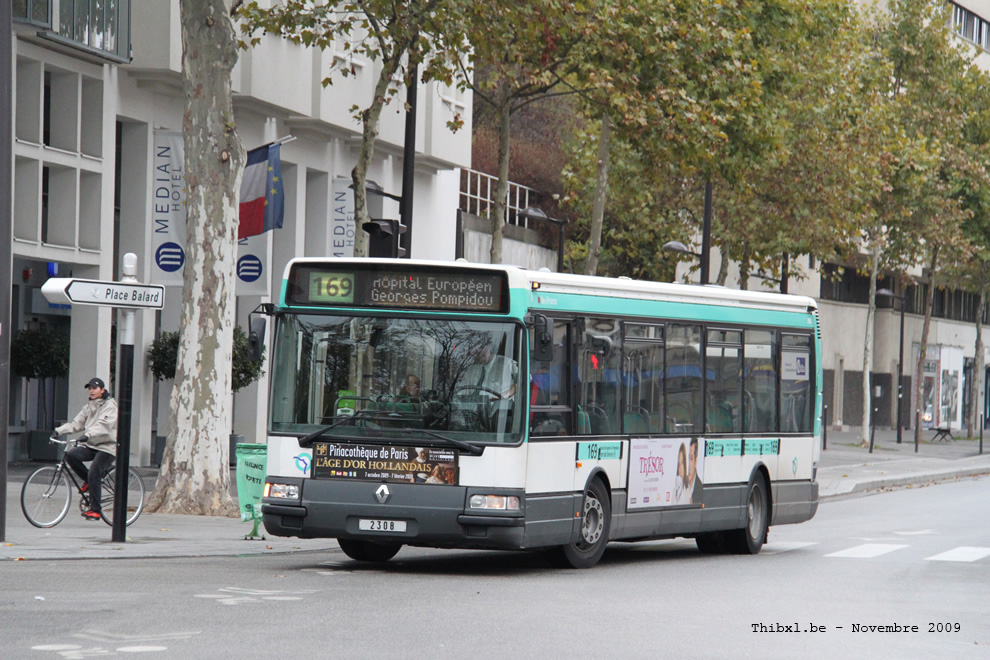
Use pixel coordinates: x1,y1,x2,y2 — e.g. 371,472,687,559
21,466,72,528
99,468,146,526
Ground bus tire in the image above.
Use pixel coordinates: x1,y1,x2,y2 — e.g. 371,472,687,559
726,473,769,555
557,478,610,569
338,539,402,562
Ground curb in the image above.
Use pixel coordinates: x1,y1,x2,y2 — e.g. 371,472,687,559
820,465,990,499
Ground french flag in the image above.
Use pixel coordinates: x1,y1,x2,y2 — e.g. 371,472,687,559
238,143,284,239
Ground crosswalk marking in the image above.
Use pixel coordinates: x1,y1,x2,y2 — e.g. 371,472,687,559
825,543,908,558
761,541,818,555
925,547,990,563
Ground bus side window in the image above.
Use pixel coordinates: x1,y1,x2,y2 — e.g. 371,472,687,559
781,334,812,433
622,324,664,434
706,329,742,434
579,318,621,434
665,324,703,434
744,330,778,433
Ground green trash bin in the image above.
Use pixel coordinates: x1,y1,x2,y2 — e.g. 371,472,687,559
235,443,268,539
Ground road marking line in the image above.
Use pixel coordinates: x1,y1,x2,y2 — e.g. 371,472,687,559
825,543,908,558
925,546,990,562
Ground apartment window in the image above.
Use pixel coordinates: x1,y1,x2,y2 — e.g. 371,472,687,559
55,0,130,61
13,1,52,27
951,2,989,50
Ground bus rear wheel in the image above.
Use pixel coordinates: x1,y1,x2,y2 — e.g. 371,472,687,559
557,478,610,569
726,473,769,554
337,539,402,563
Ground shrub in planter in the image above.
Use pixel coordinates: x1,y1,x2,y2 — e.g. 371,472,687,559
10,326,70,429
147,326,265,393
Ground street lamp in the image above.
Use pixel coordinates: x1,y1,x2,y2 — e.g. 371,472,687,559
876,288,909,450
662,240,708,284
663,181,713,284
519,207,568,273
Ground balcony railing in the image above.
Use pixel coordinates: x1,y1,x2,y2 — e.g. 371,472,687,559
459,168,542,228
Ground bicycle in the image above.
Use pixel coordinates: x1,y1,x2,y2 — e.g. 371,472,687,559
20,437,146,528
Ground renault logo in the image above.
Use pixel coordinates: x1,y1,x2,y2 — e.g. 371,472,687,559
375,484,390,504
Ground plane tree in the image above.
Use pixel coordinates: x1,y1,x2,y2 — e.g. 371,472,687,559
146,0,244,515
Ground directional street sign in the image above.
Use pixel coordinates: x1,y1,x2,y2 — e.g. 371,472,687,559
41,278,165,309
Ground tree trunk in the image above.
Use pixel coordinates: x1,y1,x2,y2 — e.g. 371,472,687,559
739,248,751,290
585,113,611,276
860,241,880,447
969,260,986,437
716,245,730,286
146,0,242,516
351,53,405,259
490,104,511,264
914,245,940,447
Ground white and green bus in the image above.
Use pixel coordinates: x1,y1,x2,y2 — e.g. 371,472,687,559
260,258,821,568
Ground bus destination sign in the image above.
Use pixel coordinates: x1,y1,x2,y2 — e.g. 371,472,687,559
290,264,507,313
311,442,458,485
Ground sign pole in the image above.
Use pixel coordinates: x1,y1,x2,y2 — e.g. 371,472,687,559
0,0,13,543
112,254,139,542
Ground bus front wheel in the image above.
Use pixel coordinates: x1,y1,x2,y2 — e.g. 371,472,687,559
726,473,769,554
338,539,402,563
557,478,610,569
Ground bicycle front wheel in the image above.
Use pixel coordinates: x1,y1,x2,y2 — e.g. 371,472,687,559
100,468,146,526
21,466,72,528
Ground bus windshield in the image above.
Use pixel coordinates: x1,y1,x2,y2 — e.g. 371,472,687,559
269,314,523,444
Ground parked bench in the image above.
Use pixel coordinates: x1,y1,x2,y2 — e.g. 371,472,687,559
931,427,953,442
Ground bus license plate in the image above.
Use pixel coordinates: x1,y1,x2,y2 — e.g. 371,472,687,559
359,519,407,533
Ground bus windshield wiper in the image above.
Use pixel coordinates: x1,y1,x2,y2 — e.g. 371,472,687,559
297,411,376,447
392,427,484,456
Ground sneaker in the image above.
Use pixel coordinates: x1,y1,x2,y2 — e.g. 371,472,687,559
82,510,102,521
80,483,89,493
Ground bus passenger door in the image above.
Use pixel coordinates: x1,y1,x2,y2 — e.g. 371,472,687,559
529,320,572,438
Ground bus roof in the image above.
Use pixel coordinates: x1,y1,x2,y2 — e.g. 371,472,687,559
283,257,818,315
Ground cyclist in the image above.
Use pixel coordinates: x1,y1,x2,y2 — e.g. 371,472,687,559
53,377,118,520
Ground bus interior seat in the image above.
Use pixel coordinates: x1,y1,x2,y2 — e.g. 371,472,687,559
577,408,591,435
623,407,651,434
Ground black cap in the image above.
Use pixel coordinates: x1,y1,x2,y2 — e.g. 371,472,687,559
84,377,105,390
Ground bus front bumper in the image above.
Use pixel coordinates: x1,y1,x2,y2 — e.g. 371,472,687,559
261,477,530,550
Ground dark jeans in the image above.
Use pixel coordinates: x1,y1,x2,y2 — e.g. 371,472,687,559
64,446,115,513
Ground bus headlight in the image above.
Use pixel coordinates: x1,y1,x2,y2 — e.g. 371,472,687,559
265,482,300,500
469,494,520,511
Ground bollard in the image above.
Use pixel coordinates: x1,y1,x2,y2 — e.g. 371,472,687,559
823,405,828,451
981,414,984,455
869,406,877,454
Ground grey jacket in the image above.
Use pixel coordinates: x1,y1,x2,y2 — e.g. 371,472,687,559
55,393,118,455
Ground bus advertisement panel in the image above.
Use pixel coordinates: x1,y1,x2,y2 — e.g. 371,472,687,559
628,437,705,509
312,442,458,485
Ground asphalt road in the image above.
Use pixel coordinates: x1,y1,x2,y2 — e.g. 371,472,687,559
1,476,987,659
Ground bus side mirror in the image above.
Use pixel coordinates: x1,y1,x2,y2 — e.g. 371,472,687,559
247,317,266,362
532,314,554,362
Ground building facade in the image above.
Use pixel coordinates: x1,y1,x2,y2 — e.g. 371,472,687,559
7,1,472,463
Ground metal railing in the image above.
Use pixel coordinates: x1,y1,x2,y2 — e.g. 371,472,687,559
458,168,541,228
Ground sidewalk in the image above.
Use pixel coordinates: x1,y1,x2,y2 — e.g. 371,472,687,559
1,429,987,561
816,427,990,497
0,464,337,562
